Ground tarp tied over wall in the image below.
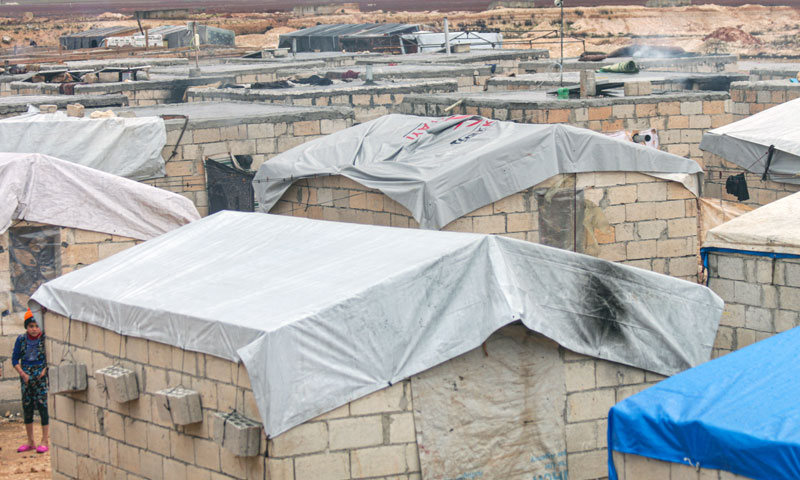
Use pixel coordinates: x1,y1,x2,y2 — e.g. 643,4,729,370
704,190,800,255
609,326,800,480
0,110,167,180
700,97,800,185
0,153,200,239
32,212,723,436
254,114,703,229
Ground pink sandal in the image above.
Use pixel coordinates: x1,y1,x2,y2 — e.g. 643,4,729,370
17,444,34,453
36,445,48,454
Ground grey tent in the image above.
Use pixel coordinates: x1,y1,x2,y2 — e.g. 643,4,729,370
700,97,800,184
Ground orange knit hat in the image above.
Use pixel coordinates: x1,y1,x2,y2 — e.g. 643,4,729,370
24,309,33,321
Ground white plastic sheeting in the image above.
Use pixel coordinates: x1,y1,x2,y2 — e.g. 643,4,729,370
401,31,503,52
32,212,722,436
0,110,167,180
705,190,800,255
0,153,200,239
255,114,702,229
700,97,800,184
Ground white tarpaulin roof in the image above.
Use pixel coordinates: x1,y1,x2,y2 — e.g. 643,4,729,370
0,110,167,180
255,114,703,229
32,212,723,436
705,190,800,255
0,153,199,240
700,97,800,185
401,31,503,51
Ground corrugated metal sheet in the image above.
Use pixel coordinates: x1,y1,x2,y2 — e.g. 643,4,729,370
61,26,138,39
279,23,419,52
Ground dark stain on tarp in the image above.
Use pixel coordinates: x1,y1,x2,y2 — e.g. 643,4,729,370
581,269,626,344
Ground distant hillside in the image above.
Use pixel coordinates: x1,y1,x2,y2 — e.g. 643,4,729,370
1,0,799,17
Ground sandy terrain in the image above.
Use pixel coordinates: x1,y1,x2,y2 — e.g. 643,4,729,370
0,418,51,480
1,4,799,59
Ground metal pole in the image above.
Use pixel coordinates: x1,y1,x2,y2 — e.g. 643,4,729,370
560,2,564,86
292,37,297,58
444,17,450,55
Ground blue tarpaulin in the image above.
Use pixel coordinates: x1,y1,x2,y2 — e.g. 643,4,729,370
608,326,800,480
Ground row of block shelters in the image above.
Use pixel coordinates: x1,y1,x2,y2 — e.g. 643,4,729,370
3,43,798,480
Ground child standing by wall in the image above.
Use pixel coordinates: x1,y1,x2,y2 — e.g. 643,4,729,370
11,309,49,453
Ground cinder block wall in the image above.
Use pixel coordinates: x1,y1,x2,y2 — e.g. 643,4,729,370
45,311,666,480
145,109,355,215
399,92,731,163
487,76,698,93
521,55,739,74
44,312,422,480
748,68,799,81
269,172,699,282
706,253,800,359
9,77,232,107
0,224,139,414
703,151,800,207
187,80,459,123
611,452,751,479
729,81,800,120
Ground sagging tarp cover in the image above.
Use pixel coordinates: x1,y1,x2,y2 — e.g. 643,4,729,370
32,212,723,436
608,326,800,480
254,114,703,229
0,153,200,239
700,97,800,185
0,110,167,180
704,190,800,255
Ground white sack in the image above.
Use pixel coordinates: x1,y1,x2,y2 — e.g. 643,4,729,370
32,212,722,436
0,152,199,239
255,114,702,229
0,110,167,180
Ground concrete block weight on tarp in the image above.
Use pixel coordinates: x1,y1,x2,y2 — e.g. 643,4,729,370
95,365,139,403
49,363,88,394
155,387,202,425
212,411,261,457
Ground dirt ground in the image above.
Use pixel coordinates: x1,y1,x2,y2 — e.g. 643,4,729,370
0,418,51,480
2,4,800,59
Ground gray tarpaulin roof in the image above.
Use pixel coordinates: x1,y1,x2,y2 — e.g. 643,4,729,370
32,212,722,436
255,114,703,229
700,97,800,185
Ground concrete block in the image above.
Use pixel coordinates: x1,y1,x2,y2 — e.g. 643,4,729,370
294,452,350,480
350,444,407,478
50,363,88,394
580,70,596,98
269,421,327,456
155,387,203,425
212,411,262,457
734,281,761,306
329,415,383,450
96,365,140,403
39,104,58,113
66,103,85,118
624,82,639,97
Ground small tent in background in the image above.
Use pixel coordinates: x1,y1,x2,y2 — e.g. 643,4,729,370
608,326,800,480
